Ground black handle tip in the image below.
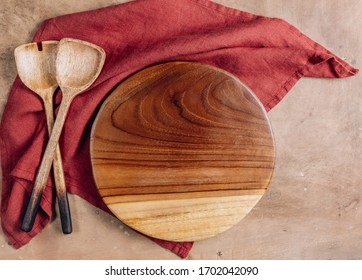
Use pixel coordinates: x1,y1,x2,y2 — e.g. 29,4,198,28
21,194,42,233
20,222,32,233
58,193,72,234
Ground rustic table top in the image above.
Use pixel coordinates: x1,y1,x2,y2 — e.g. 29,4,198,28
0,0,361,260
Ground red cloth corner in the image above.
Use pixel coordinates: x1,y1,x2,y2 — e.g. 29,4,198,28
0,0,358,258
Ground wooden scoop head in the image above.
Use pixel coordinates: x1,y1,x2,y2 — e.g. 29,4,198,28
14,41,58,95
56,38,106,96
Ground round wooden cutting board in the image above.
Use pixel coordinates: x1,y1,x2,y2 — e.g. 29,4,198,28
90,62,275,242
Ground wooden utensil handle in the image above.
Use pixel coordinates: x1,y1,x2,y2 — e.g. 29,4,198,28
53,146,72,234
57,191,72,234
21,193,42,232
21,181,72,234
21,96,72,232
43,95,72,234
53,147,72,234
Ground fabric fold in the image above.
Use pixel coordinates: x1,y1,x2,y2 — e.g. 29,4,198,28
0,0,358,258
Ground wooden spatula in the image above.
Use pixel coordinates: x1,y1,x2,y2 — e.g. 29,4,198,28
14,41,72,234
21,38,106,232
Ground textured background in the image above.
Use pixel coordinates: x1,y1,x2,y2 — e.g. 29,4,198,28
0,0,361,259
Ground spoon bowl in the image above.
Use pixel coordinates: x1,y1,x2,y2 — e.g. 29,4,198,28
14,41,58,95
56,39,105,91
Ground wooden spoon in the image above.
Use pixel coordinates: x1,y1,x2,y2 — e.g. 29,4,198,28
21,38,106,232
14,41,72,234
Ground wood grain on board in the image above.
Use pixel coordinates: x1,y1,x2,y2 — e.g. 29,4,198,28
90,62,275,241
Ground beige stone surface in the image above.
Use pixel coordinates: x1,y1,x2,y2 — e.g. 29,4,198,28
0,0,361,260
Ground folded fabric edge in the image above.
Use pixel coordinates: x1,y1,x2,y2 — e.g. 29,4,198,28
1,179,53,249
1,215,50,249
264,53,358,112
323,55,358,78
189,0,258,20
171,242,193,258
275,18,359,78
264,70,303,112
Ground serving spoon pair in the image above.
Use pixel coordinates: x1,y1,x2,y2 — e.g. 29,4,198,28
14,38,106,233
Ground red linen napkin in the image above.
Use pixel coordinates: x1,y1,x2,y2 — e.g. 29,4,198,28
0,0,358,258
